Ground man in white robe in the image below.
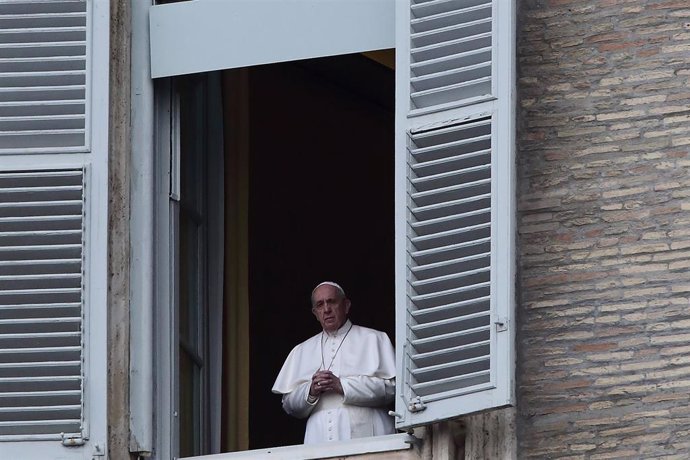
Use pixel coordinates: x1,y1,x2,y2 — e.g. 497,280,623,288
272,282,396,444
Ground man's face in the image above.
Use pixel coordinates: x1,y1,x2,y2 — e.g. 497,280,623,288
312,285,351,334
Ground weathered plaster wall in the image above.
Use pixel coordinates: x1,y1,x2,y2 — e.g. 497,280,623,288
108,1,132,459
517,1,690,458
464,409,516,459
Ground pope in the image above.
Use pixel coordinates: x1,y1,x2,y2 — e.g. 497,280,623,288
272,281,396,444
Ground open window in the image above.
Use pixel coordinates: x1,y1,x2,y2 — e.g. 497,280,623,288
160,53,396,457
150,0,515,458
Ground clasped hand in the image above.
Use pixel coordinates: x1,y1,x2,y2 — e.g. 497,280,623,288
310,370,343,397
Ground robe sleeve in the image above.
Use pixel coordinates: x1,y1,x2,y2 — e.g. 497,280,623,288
272,336,321,394
281,381,317,419
340,376,395,407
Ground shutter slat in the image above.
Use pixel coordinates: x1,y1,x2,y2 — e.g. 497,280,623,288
411,266,490,290
0,25,85,32
412,354,489,378
410,281,491,303
0,389,80,398
410,237,490,262
412,192,489,214
411,148,491,171
410,324,491,348
410,177,490,200
0,100,83,110
411,369,490,396
0,184,81,193
411,296,490,321
0,68,84,76
410,339,490,363
0,288,81,296
0,404,80,414
0,128,84,135
0,244,81,251
0,419,80,427
0,201,81,210
0,216,82,233
410,164,490,189
0,317,80,325
411,138,490,157
411,76,492,108
0,12,85,19
0,170,82,180
0,229,81,237
0,360,80,367
0,113,84,120
409,221,490,245
0,375,81,383
412,308,489,330
0,331,80,339
0,346,80,355
410,209,490,236
0,302,80,309
411,251,490,274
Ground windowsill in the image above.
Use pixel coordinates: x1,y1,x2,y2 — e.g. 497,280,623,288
181,433,415,460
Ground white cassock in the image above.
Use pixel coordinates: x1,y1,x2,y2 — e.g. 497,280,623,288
272,320,396,444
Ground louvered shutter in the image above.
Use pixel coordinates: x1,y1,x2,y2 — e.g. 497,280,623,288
0,0,107,457
0,0,88,153
0,169,84,440
394,0,515,428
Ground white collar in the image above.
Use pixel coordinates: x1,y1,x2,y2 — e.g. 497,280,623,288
324,319,352,338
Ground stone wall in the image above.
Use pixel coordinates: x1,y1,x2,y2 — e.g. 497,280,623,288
517,1,690,458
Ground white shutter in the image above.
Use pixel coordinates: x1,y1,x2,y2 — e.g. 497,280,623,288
395,0,515,428
0,0,107,458
0,0,88,153
0,168,84,441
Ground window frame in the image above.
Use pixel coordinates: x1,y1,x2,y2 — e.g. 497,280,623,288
147,0,516,457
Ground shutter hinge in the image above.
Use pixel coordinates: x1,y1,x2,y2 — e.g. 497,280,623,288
403,432,423,448
61,433,86,447
408,396,426,413
495,317,509,332
92,444,105,459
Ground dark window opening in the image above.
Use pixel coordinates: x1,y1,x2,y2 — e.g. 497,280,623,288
247,54,395,449
176,51,395,455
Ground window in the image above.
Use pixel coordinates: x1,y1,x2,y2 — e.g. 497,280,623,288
157,54,397,457
149,0,516,457
0,0,109,458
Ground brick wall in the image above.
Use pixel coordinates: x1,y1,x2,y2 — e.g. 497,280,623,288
517,1,690,458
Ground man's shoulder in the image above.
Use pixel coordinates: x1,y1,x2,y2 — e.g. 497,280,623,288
351,324,389,340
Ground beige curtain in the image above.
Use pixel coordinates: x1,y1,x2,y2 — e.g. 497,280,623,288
221,69,250,452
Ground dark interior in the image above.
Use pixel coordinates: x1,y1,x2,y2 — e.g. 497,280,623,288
247,53,395,448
